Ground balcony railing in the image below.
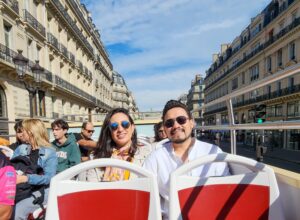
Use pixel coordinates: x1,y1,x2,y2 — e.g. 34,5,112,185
0,43,17,64
47,32,59,50
205,84,300,116
23,9,46,37
205,2,297,80
55,75,96,103
205,17,300,91
2,0,19,14
76,60,83,72
59,43,69,58
0,43,52,83
51,0,94,56
69,52,75,65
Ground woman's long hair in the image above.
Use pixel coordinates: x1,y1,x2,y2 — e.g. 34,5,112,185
22,119,51,148
94,108,138,159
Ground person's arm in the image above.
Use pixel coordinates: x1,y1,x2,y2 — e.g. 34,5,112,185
77,139,97,149
0,205,13,220
27,149,58,185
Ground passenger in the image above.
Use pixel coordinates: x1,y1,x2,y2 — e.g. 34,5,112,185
11,119,57,220
51,119,81,173
86,108,149,182
9,121,27,151
154,121,167,142
0,151,16,220
73,122,97,161
143,100,229,219
152,121,168,150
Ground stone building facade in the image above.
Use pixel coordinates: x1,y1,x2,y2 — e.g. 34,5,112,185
0,0,118,137
204,0,300,150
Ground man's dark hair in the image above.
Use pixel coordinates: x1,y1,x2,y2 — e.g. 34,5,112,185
51,119,69,130
162,100,192,121
14,120,23,132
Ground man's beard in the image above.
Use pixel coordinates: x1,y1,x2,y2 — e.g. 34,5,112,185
170,129,192,144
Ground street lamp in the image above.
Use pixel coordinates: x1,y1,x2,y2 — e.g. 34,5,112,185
13,50,44,118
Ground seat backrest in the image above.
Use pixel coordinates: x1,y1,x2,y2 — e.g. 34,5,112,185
46,159,161,220
169,153,282,220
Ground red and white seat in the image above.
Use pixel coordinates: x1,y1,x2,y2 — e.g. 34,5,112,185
46,159,161,220
169,153,283,220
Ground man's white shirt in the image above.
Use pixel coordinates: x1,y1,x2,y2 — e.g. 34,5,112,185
143,139,229,218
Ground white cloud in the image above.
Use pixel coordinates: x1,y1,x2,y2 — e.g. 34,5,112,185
82,0,270,111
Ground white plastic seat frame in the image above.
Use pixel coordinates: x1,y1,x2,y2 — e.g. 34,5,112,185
46,158,161,220
0,145,14,159
169,153,281,220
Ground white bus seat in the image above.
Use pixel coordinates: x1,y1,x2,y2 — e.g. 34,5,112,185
46,158,161,220
0,145,14,159
169,153,283,220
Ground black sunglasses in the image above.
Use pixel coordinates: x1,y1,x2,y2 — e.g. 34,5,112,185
164,116,189,128
85,129,95,133
109,121,131,131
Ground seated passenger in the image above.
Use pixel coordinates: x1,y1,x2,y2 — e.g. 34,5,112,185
9,120,26,151
51,119,81,173
73,122,97,162
11,119,57,220
0,151,16,220
87,108,150,182
143,100,229,219
152,121,168,150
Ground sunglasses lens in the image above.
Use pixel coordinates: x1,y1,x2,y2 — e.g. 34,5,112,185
164,119,174,128
177,116,188,125
110,122,119,131
121,121,130,129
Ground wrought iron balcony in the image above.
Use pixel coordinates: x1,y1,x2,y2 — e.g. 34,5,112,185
76,60,83,72
0,43,52,83
69,52,75,65
2,0,19,14
51,0,93,56
23,9,46,37
205,2,297,81
47,32,59,50
0,43,17,64
205,17,300,91
59,43,69,58
55,75,96,103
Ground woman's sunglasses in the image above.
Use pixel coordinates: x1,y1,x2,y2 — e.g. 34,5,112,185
109,121,131,131
164,116,189,128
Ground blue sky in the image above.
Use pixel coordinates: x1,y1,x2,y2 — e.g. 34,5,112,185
81,0,270,111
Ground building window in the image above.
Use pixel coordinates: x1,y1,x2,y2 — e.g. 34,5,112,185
4,23,12,48
277,81,281,92
277,49,283,67
287,102,300,117
0,86,7,117
241,72,245,84
267,85,271,95
289,42,296,60
289,77,294,90
250,63,259,81
232,77,238,90
266,56,272,72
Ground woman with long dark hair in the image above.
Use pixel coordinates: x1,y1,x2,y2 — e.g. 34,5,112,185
87,108,148,182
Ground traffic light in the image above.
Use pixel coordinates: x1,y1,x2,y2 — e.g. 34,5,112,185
255,104,266,123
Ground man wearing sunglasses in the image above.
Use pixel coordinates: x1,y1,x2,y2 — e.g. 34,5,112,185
73,122,97,161
143,100,229,219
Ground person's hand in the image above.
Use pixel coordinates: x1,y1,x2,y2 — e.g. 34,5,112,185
16,175,28,184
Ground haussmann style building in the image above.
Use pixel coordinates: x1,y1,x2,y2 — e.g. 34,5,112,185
204,0,300,150
0,0,136,139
